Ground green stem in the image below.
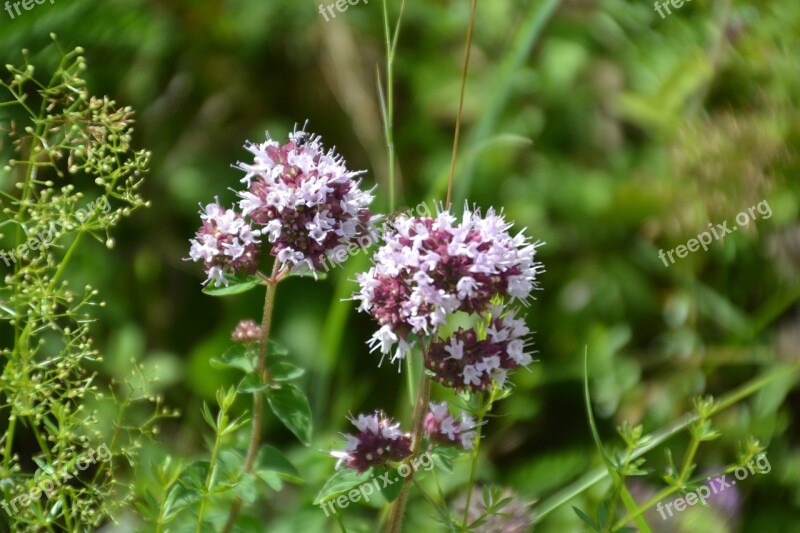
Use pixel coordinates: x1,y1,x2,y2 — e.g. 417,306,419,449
604,445,635,531
385,347,432,533
461,390,493,531
222,260,282,532
611,430,701,531
380,0,406,211
532,361,800,525
196,412,225,533
446,0,478,210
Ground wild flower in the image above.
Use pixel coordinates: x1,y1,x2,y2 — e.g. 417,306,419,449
354,205,543,364
423,401,479,449
427,307,534,392
331,413,413,473
187,200,262,286
235,127,377,273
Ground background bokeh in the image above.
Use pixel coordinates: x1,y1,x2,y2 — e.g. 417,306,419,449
2,0,799,531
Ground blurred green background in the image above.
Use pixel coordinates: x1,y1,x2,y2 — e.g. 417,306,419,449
2,0,799,531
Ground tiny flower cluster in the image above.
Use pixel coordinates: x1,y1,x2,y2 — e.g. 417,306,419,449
188,202,261,286
427,307,533,393
354,206,541,369
187,126,375,285
331,413,413,474
423,402,479,449
231,319,263,344
236,130,377,273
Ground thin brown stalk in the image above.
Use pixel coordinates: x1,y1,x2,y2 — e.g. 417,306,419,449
222,260,282,532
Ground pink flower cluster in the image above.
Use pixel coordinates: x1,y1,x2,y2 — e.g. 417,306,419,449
427,307,533,393
231,319,262,344
236,130,377,272
354,206,542,369
423,402,479,449
330,413,413,474
188,126,375,286
188,202,261,286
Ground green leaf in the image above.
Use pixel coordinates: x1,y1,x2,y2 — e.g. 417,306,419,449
238,373,269,394
268,340,289,356
255,444,303,484
210,345,254,373
267,383,312,446
374,466,403,502
174,460,209,503
256,469,283,491
201,402,216,431
429,446,462,474
583,348,652,533
267,360,305,382
202,275,261,297
233,472,258,503
572,506,599,531
289,270,328,280
314,468,373,505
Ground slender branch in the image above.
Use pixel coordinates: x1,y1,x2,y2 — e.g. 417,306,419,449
532,361,800,524
446,0,479,211
385,345,432,533
222,260,282,532
385,3,480,531
460,391,490,531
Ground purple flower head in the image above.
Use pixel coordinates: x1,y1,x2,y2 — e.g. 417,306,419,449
331,412,412,474
354,205,542,364
427,307,533,393
188,200,261,287
235,127,377,273
231,319,262,344
423,401,480,449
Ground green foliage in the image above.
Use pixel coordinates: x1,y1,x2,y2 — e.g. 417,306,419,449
0,41,173,531
2,0,800,531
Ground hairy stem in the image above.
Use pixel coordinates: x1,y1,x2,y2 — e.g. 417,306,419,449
385,346,431,533
222,260,282,532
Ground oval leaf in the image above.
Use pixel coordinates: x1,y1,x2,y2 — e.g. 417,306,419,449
267,384,312,446
202,275,261,297
314,468,372,505
210,345,254,373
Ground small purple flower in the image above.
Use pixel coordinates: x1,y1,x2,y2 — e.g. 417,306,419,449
235,127,377,273
423,401,479,449
427,307,533,392
231,319,262,344
188,201,261,286
354,205,542,364
331,413,412,474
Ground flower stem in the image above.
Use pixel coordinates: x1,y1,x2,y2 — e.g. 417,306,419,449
222,260,282,532
196,410,226,533
446,0,478,211
385,346,431,533
460,388,494,531
380,0,407,211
